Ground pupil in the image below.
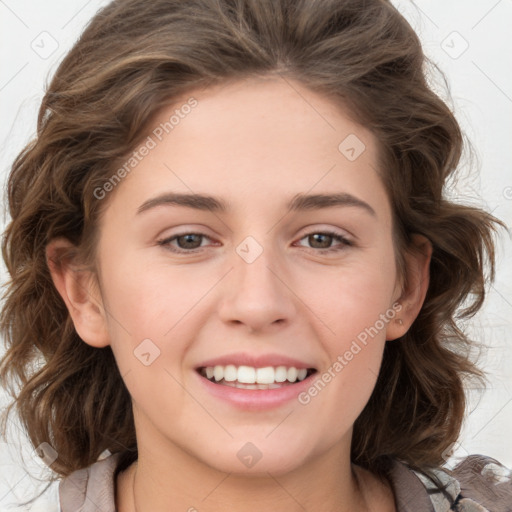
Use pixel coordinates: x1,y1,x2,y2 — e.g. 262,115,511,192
311,233,331,249
179,234,201,249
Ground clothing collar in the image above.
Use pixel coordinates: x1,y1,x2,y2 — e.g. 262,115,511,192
59,453,464,512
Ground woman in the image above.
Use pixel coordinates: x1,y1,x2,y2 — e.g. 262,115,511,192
1,0,510,510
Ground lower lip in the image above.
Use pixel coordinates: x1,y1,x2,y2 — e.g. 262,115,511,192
195,370,316,411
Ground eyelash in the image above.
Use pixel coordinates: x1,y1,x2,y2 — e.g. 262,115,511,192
157,230,353,255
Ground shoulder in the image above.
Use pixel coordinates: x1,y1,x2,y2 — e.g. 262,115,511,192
448,455,512,511
388,454,512,512
58,452,121,512
57,452,511,512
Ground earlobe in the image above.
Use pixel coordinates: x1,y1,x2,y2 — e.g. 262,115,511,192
46,238,110,348
386,234,432,341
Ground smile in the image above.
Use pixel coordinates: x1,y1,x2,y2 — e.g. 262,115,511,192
198,365,317,389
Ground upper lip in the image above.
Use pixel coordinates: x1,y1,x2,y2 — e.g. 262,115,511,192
196,352,317,370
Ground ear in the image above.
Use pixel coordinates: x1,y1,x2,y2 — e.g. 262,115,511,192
46,237,110,348
386,234,432,341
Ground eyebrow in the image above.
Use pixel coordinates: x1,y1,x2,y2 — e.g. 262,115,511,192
136,191,376,217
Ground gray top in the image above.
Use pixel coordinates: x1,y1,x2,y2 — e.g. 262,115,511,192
58,453,512,511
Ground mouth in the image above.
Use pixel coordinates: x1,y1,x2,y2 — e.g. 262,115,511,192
196,365,318,390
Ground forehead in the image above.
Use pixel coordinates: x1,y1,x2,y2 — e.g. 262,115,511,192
102,76,391,227
158,76,374,164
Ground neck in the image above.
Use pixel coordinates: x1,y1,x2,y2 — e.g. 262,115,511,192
117,447,395,512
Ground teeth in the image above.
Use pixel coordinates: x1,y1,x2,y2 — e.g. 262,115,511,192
222,381,285,390
287,367,298,382
297,368,308,381
200,365,312,385
275,366,288,382
224,364,237,382
256,367,274,384
238,365,256,384
213,366,224,382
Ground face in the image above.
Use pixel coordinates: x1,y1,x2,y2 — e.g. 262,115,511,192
91,76,403,475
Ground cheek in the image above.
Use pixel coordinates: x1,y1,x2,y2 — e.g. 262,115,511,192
298,266,395,433
100,252,210,335
299,251,397,413
306,257,397,343
99,259,200,411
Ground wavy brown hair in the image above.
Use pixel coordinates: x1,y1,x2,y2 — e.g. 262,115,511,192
0,0,504,501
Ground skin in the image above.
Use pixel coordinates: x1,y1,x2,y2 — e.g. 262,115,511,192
47,76,432,511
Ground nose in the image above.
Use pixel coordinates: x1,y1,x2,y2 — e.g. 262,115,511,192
217,240,297,333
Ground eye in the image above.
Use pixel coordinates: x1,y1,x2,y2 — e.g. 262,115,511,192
157,230,353,255
157,232,214,253
295,230,353,253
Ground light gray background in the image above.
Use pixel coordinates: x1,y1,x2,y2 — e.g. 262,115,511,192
0,0,511,509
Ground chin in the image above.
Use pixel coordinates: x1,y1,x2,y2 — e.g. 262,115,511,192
210,455,305,477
